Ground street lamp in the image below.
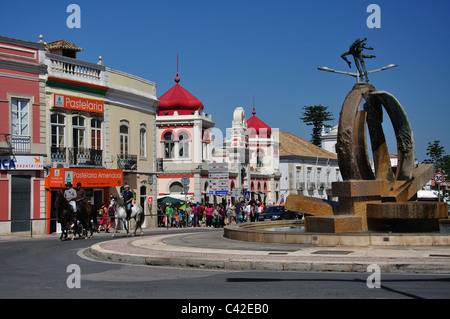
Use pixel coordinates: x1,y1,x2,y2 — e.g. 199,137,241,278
317,64,398,83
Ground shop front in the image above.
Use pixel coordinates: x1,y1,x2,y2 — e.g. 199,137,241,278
44,168,123,234
0,155,45,235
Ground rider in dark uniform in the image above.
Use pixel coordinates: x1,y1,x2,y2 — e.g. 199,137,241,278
76,182,86,211
122,185,133,220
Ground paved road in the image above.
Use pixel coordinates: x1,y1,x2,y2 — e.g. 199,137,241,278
1,229,450,304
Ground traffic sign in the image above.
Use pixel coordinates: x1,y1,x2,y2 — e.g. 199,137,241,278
147,196,153,204
209,190,229,195
434,173,445,184
181,176,190,187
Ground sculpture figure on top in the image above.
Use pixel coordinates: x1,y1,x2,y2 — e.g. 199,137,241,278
341,38,376,83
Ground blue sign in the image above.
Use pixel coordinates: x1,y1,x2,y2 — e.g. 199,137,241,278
244,191,250,200
209,190,229,195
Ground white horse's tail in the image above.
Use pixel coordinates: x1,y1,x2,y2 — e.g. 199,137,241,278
132,205,144,236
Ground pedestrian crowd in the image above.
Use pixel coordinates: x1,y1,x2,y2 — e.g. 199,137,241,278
158,198,273,228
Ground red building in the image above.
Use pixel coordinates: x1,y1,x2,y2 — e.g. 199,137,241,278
0,36,47,234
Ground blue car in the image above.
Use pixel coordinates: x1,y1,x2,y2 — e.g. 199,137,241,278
258,206,302,221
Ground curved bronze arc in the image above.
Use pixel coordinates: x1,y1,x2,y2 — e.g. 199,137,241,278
364,93,394,181
336,84,376,180
336,85,415,182
368,91,415,181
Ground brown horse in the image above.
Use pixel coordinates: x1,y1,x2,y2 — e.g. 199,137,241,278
54,192,75,241
73,201,96,239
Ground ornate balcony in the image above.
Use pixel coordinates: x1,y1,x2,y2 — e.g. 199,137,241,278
11,135,31,154
117,154,137,171
46,53,106,85
68,147,103,167
51,146,67,163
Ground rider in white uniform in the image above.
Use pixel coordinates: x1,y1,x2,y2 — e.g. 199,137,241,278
64,182,77,213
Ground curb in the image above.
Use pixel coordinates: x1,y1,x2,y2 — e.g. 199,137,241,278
89,239,450,274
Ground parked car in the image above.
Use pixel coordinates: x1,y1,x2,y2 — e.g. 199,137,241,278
258,206,302,221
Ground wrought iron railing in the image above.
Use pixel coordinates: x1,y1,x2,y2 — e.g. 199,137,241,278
68,147,103,166
117,154,137,170
51,146,67,163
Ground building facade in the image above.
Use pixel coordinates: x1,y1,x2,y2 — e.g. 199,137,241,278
43,38,159,232
156,74,215,204
0,35,159,235
279,131,341,202
106,68,159,227
0,36,47,234
219,107,281,205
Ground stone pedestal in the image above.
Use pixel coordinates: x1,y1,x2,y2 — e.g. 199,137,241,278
367,201,449,232
305,215,363,233
332,180,387,231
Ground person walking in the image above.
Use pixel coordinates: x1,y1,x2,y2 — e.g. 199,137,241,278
205,203,214,227
192,203,198,227
165,203,174,229
97,203,110,232
197,203,204,227
185,203,192,227
219,204,227,227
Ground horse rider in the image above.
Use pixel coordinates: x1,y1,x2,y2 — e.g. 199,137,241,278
64,182,77,213
75,182,87,211
122,185,133,220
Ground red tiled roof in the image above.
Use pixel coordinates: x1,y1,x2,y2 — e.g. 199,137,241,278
246,107,271,137
157,82,204,116
46,39,83,52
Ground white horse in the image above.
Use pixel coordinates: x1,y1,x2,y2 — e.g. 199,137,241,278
109,195,145,237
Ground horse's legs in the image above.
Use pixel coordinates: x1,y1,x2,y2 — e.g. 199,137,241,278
133,218,138,236
133,215,143,236
112,219,117,237
124,218,129,236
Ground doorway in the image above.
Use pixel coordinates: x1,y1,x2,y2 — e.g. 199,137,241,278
11,175,31,232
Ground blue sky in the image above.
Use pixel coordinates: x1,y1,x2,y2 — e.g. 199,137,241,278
1,0,449,161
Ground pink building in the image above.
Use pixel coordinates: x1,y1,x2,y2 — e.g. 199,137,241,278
0,36,47,234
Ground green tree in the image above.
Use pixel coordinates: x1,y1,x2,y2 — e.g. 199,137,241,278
300,105,334,146
424,140,449,193
424,140,445,168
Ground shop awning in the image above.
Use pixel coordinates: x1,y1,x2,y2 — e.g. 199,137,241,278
157,196,186,206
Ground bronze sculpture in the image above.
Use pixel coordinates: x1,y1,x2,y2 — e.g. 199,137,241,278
341,38,376,83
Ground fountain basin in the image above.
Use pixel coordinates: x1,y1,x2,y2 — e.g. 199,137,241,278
224,220,450,246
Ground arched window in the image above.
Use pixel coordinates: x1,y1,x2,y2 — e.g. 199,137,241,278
169,182,184,194
51,113,66,162
140,124,147,158
119,124,129,155
256,149,264,167
51,114,65,149
91,119,102,150
140,185,147,209
164,132,175,159
178,131,189,158
72,116,85,150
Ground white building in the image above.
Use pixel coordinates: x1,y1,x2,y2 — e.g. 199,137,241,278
216,107,281,205
155,73,214,204
320,125,338,154
279,131,341,202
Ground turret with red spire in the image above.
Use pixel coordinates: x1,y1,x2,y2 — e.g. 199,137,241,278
157,54,204,116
